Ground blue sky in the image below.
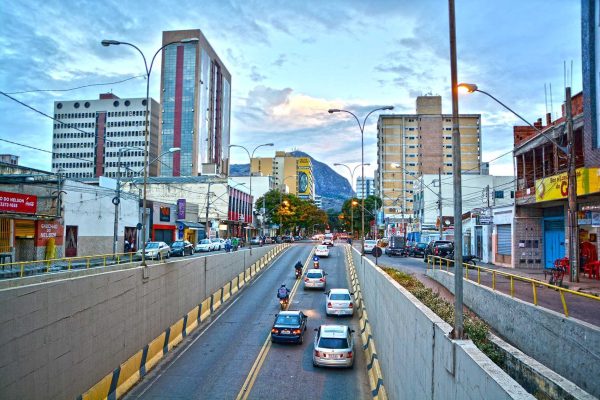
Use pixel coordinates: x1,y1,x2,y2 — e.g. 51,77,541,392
0,0,581,185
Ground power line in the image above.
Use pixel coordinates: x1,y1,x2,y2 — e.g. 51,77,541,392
4,75,145,95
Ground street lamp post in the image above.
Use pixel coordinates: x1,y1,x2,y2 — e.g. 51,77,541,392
334,163,369,239
229,143,274,248
102,37,199,268
113,147,180,258
328,106,394,255
458,82,578,282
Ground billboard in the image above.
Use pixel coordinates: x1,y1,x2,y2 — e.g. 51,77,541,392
0,191,37,214
296,157,314,199
535,167,600,202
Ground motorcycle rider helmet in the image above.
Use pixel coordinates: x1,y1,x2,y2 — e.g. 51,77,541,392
281,283,286,287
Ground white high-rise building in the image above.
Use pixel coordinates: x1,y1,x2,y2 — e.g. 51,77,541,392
356,177,374,199
51,93,160,179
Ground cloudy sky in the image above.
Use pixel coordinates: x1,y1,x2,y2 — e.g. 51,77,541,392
0,0,581,186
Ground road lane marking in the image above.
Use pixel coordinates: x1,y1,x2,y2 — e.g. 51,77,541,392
134,295,243,398
235,247,315,400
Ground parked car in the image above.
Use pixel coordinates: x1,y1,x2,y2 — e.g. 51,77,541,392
384,236,407,257
170,240,194,256
363,240,377,254
409,242,427,258
294,235,302,242
304,269,327,290
264,237,273,244
250,237,262,245
423,240,454,262
211,238,225,251
315,244,330,258
136,241,170,260
312,325,355,368
271,310,308,344
195,239,213,252
325,288,354,316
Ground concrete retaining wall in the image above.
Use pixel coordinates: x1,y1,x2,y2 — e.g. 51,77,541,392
351,247,532,400
427,268,600,398
0,245,286,400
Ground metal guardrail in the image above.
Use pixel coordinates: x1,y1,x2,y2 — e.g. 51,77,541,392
0,251,165,279
426,255,600,318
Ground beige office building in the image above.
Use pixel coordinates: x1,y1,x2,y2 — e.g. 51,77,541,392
377,95,481,222
250,151,315,200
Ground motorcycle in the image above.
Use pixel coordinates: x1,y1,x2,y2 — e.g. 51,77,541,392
279,297,289,310
313,260,320,269
295,269,302,279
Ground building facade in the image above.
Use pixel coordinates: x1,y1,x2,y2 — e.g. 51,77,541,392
250,151,315,200
356,177,374,199
51,93,160,179
377,95,481,222
513,92,600,270
159,29,231,177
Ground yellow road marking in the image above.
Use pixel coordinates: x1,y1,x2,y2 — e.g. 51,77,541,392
235,247,315,400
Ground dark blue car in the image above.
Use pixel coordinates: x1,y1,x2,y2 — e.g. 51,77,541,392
271,311,308,344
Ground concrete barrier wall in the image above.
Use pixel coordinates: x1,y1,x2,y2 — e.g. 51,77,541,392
351,248,532,400
0,245,284,400
426,268,600,398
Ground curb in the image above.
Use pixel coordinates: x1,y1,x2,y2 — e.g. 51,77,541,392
78,244,290,400
345,246,387,400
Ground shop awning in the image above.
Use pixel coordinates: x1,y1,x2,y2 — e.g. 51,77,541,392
177,220,205,230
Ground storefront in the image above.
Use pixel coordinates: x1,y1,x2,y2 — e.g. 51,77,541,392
177,221,205,243
577,201,600,268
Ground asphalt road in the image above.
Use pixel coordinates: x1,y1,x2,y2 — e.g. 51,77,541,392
365,250,600,327
124,243,370,400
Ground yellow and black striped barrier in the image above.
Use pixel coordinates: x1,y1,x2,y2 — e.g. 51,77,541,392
345,245,387,400
78,244,290,400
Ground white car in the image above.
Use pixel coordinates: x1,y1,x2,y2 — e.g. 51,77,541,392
315,245,330,258
211,238,225,251
363,240,377,254
325,288,354,316
304,269,327,290
312,325,355,368
195,239,213,252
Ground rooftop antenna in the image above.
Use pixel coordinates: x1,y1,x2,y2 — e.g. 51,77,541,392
544,83,548,115
570,60,573,88
550,82,554,120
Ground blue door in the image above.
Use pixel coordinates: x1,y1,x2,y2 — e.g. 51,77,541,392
543,219,565,268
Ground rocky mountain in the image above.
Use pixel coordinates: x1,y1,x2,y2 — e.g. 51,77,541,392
229,151,354,211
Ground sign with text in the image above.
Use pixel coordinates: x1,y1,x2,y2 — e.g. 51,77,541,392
0,191,37,214
535,167,600,202
35,220,64,246
177,199,186,219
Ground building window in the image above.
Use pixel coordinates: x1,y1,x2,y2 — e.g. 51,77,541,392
494,190,504,199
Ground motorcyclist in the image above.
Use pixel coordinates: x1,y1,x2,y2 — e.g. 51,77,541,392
294,261,303,274
277,283,290,300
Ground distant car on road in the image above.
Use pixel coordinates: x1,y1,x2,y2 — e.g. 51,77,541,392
195,239,213,252
312,324,355,368
304,269,327,290
423,240,454,262
409,242,427,258
322,233,334,247
315,245,330,258
211,238,225,250
325,288,354,316
271,310,308,344
136,241,170,260
363,240,377,254
170,240,194,256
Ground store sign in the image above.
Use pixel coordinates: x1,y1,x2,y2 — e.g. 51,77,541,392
535,167,600,203
0,191,37,214
159,206,171,222
35,221,64,246
177,199,186,219
479,215,493,225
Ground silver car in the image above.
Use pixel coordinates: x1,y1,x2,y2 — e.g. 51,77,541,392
312,325,355,368
211,238,225,251
136,241,170,260
304,269,327,290
325,288,354,316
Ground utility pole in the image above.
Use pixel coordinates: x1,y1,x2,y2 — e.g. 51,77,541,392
566,87,579,282
438,168,443,240
449,0,464,339
113,151,122,257
205,182,212,241
486,184,490,208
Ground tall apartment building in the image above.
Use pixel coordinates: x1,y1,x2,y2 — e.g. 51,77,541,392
356,177,374,199
250,151,315,200
377,95,481,220
159,29,231,177
51,93,160,179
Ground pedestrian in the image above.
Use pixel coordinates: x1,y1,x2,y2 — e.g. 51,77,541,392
225,237,232,253
232,237,239,251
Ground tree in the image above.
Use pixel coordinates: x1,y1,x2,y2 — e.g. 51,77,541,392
254,190,328,234
340,195,382,236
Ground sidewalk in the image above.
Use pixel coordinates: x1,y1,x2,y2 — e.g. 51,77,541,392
479,262,600,297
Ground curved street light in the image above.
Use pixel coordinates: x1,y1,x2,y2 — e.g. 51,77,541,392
102,37,199,268
458,82,578,283
328,106,394,254
229,143,274,248
334,162,370,240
